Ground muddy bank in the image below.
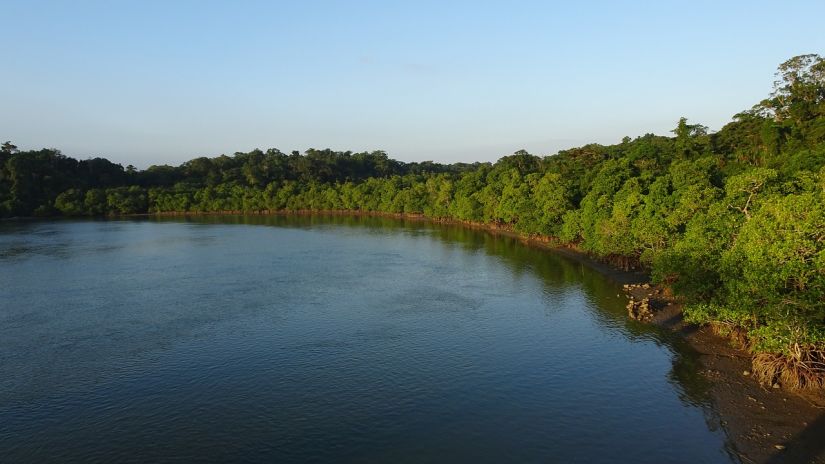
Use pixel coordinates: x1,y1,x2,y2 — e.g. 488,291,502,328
616,284,825,464
149,210,825,463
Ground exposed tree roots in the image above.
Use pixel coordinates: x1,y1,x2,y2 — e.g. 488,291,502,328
751,349,825,390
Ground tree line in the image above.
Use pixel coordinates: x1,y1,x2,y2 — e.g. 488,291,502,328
2,54,824,388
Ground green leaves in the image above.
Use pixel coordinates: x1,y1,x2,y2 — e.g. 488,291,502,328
724,168,778,219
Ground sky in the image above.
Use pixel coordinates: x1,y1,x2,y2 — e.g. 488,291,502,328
2,1,825,168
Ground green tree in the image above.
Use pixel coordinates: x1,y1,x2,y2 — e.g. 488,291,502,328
720,192,825,356
54,189,86,215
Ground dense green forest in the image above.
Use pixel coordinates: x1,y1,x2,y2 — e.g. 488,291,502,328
2,54,824,388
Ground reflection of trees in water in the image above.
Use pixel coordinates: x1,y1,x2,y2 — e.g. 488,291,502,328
427,221,717,407
151,214,715,409
424,220,733,455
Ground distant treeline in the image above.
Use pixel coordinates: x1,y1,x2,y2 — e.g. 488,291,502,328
2,54,824,388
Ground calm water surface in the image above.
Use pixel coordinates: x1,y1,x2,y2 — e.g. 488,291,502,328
0,216,734,463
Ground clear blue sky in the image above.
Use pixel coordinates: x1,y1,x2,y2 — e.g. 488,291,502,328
2,0,824,167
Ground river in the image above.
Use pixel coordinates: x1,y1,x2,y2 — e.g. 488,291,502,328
0,216,735,463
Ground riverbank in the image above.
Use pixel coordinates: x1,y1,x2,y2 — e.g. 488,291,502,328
499,225,825,464
621,285,825,464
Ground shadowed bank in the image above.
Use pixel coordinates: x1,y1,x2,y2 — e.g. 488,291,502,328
765,413,825,464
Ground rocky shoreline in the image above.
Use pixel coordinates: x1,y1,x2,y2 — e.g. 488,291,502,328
618,281,825,464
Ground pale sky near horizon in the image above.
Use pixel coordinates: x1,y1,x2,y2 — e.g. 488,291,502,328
2,0,825,168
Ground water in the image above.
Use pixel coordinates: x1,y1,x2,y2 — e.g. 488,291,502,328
0,216,734,463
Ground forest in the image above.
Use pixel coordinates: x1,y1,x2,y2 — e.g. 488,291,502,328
2,54,824,388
